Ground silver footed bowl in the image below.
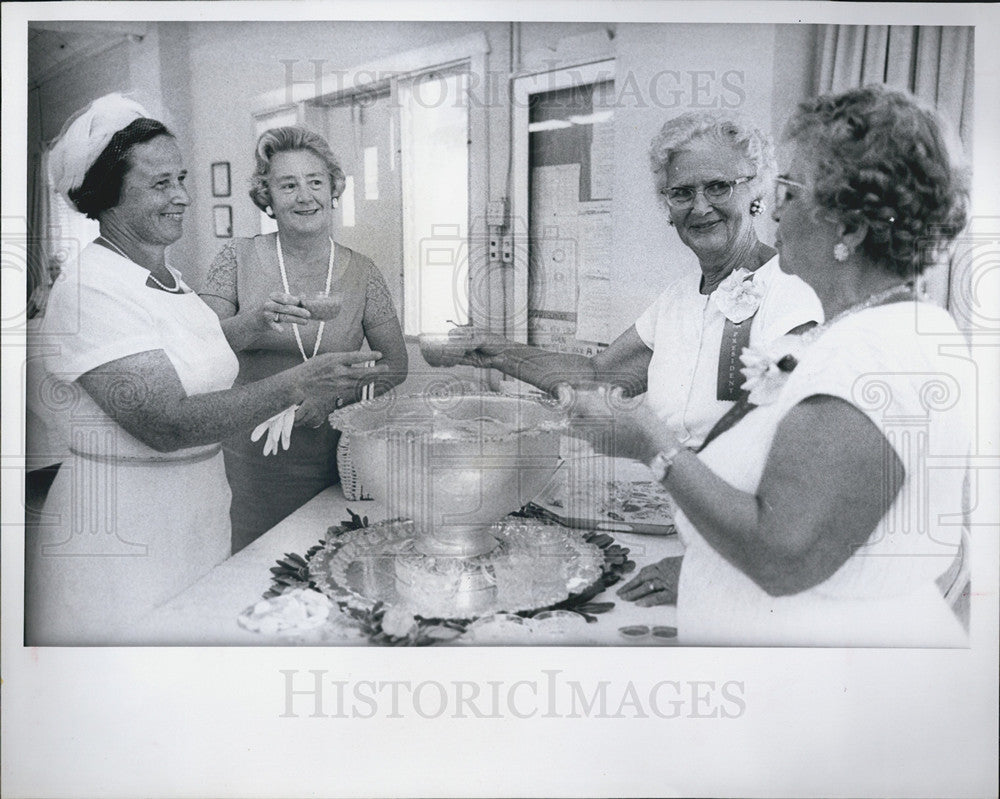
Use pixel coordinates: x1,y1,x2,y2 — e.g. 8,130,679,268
331,392,567,557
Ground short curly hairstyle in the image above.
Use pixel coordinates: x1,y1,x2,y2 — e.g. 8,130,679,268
784,84,970,278
649,110,776,205
68,118,173,219
249,126,345,213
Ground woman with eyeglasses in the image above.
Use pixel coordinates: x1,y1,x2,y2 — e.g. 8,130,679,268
424,112,822,607
568,85,971,646
425,111,822,456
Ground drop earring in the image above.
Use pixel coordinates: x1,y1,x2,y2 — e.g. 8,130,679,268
749,198,764,217
833,242,850,262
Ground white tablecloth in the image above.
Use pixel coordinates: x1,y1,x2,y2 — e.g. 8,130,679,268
130,484,684,646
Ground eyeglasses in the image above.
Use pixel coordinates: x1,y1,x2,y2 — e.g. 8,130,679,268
773,175,807,210
661,175,755,209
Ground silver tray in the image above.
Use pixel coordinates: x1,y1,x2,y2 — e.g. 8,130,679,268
309,518,605,620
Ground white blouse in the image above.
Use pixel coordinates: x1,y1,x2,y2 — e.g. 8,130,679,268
633,255,823,448
43,242,239,458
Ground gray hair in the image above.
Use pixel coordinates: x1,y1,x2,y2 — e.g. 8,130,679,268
249,125,344,212
649,110,776,202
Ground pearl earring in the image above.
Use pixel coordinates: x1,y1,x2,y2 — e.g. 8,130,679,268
749,198,764,216
833,242,850,262
265,206,275,218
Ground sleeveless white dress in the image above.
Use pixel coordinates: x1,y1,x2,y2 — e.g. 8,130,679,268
674,302,971,647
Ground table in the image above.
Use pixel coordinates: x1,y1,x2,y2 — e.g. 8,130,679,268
131,485,684,646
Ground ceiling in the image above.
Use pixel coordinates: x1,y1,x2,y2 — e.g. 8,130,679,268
28,22,147,89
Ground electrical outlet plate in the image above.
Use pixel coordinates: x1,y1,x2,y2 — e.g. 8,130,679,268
487,198,509,228
501,235,514,264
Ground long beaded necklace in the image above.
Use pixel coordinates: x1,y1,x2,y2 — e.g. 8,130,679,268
96,235,183,293
276,235,335,361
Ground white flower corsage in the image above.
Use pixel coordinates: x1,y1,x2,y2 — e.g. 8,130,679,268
711,267,763,323
739,334,805,406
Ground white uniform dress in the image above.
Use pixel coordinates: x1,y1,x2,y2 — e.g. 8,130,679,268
26,243,239,645
674,302,971,646
633,255,823,448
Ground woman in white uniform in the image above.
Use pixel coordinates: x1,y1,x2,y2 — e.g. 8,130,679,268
570,85,972,646
26,95,387,644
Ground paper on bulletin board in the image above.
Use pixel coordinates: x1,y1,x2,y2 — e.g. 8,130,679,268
578,201,611,279
574,201,613,343
576,277,613,344
531,163,580,220
589,79,616,200
590,132,614,201
530,164,582,315
528,315,603,356
531,234,578,313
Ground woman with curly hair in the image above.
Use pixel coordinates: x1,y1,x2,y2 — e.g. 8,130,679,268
570,85,972,646
425,110,822,451
200,126,407,552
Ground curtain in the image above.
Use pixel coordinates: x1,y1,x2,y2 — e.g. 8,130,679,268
815,26,974,309
26,149,51,318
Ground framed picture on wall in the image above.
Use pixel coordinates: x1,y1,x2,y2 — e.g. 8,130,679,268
211,161,231,197
213,205,233,238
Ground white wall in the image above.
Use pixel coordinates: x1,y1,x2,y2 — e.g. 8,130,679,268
30,20,820,356
177,21,492,288
172,21,614,290
609,23,783,330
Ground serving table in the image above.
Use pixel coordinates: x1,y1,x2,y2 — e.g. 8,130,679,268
130,483,683,646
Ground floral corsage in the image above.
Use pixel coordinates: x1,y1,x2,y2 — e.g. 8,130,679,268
711,267,763,323
739,334,806,406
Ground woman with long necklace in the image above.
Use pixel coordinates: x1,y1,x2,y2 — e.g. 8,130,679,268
200,126,407,552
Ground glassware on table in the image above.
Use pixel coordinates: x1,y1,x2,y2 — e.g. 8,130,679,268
300,290,344,321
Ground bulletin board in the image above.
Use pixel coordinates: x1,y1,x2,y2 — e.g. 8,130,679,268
513,62,615,356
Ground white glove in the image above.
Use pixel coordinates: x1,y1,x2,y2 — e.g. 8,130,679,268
250,405,299,456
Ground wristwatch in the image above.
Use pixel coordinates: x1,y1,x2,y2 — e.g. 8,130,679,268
648,442,683,483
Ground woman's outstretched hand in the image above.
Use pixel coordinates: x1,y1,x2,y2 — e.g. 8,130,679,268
556,384,679,464
419,326,509,368
617,556,683,606
295,350,387,403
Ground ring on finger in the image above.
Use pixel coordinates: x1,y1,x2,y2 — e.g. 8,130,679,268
273,313,281,323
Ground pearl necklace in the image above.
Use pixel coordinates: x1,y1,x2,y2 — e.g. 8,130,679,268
97,236,182,293
820,282,916,333
276,234,335,362
790,281,916,353
97,236,183,293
